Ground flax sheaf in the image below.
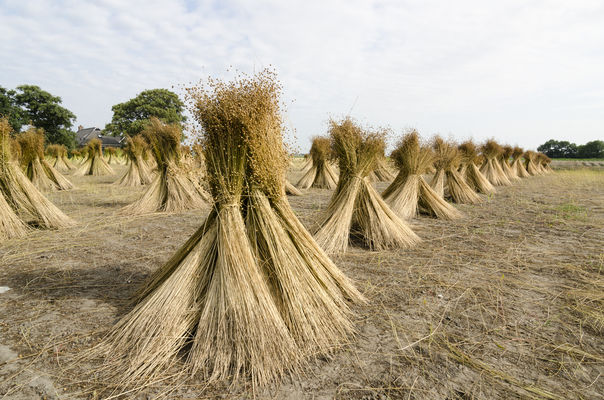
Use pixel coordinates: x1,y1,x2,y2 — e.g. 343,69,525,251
383,130,462,220
314,117,420,254
0,117,74,236
119,118,210,214
91,70,364,394
296,136,338,189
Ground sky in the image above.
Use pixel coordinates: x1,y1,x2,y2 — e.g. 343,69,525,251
1,0,603,151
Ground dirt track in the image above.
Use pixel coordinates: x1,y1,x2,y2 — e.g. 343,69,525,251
1,165,603,399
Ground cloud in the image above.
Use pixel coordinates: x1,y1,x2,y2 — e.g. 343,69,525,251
1,0,603,150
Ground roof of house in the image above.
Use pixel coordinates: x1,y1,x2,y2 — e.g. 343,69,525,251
76,127,124,148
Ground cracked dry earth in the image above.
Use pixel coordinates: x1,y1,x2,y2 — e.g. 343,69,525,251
1,165,603,399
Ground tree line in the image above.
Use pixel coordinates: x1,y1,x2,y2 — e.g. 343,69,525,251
1,85,186,149
537,139,604,159
4,84,602,157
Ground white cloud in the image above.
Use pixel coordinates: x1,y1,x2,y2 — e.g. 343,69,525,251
1,0,603,150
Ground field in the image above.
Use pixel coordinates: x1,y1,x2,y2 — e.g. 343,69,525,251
551,159,604,169
1,163,603,399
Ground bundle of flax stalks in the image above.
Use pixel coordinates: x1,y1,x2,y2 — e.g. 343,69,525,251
500,145,519,182
480,140,511,186
70,149,83,164
47,144,75,172
523,150,541,175
75,138,114,176
0,117,74,230
368,139,395,182
314,117,420,254
120,117,210,214
296,136,338,189
104,147,119,165
431,137,481,204
115,136,153,186
382,130,462,220
536,153,553,173
18,128,74,191
92,70,364,392
458,140,495,195
511,147,530,178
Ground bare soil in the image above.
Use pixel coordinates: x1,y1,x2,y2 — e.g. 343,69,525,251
1,164,603,399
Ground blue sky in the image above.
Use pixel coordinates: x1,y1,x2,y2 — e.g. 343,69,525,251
1,0,603,151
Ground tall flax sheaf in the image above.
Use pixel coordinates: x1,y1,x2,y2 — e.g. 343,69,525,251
18,128,74,191
523,150,541,175
480,140,512,186
92,71,363,390
536,153,553,174
500,145,520,181
430,137,481,204
296,136,338,189
104,147,118,164
120,118,210,214
0,118,28,239
50,144,75,172
458,141,495,195
0,118,74,230
70,149,82,164
511,147,530,178
75,138,114,176
382,130,462,220
115,136,153,186
368,139,395,182
314,118,420,254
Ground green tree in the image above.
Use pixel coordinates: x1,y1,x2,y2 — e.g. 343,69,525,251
576,140,604,158
104,89,186,137
0,86,27,133
537,139,577,158
13,85,77,148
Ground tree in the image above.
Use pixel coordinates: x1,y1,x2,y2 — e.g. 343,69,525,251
0,86,27,133
576,140,604,158
104,89,186,137
537,139,577,158
12,85,77,148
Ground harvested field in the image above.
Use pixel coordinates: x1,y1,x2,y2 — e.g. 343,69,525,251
1,164,603,399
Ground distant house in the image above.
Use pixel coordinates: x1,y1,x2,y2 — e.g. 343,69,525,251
76,126,124,148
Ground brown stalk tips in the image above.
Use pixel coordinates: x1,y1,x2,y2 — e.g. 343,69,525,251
94,69,361,392
115,136,154,187
511,146,524,160
0,117,75,230
432,136,462,172
119,118,209,214
458,140,479,165
314,117,420,254
296,136,338,189
74,138,115,176
481,139,503,159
